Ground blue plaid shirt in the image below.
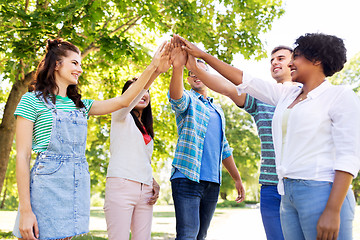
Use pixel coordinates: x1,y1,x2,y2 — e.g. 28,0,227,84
168,89,233,182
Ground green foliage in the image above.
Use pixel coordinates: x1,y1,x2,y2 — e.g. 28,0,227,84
217,199,246,208
0,0,284,208
330,52,360,94
0,146,18,210
217,94,261,201
0,231,14,239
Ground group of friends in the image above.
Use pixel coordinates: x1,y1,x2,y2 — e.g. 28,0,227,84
12,32,360,240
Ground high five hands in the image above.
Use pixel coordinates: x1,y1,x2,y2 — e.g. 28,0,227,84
169,34,204,72
154,34,205,73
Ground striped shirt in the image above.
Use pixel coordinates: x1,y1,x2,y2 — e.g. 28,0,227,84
243,94,278,185
168,89,232,182
14,92,94,153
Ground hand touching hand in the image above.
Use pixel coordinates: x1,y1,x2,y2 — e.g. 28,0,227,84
170,35,187,69
185,53,198,73
175,35,205,58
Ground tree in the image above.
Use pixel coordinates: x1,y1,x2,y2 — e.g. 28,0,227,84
0,0,284,199
216,95,261,200
329,51,360,203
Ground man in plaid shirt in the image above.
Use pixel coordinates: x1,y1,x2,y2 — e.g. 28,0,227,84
168,40,245,240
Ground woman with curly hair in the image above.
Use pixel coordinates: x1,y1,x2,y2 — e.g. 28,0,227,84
180,33,360,239
12,38,170,240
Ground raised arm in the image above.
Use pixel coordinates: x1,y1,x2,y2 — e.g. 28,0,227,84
185,52,246,107
169,36,187,100
178,35,244,86
89,41,170,115
16,117,39,240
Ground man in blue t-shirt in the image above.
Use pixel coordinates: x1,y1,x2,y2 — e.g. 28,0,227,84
181,43,293,240
168,42,245,240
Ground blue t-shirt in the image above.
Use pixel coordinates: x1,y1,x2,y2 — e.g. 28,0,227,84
171,98,222,184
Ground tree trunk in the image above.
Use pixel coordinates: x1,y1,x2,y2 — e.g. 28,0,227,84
0,181,7,209
0,71,34,195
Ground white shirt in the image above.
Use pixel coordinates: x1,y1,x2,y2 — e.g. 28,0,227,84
107,90,154,185
236,73,360,194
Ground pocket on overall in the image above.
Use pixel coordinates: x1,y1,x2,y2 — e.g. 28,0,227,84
30,161,75,222
33,161,63,175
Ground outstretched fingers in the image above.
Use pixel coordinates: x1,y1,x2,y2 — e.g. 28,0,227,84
153,40,167,58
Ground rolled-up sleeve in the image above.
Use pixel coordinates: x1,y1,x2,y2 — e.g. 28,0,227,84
168,90,190,113
236,72,293,106
330,88,360,178
221,135,233,161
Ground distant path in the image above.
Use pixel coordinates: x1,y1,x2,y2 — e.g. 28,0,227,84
151,204,266,240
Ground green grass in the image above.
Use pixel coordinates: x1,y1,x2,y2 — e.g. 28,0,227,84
90,209,105,218
0,231,14,239
73,231,107,240
153,211,175,218
216,200,246,208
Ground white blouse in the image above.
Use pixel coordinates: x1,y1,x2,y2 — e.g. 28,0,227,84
236,73,360,194
107,90,154,185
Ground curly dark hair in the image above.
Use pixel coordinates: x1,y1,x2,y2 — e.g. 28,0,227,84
122,78,154,138
35,38,85,108
294,33,347,77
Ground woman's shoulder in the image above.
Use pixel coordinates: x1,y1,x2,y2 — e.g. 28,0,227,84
18,91,44,107
21,91,38,100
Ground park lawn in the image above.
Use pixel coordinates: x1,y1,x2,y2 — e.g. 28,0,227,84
1,205,360,239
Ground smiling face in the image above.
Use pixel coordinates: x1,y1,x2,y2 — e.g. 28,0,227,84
54,50,83,88
187,62,208,92
134,90,150,111
270,49,292,83
287,50,319,84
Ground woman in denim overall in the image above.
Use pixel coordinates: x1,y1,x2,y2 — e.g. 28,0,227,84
13,39,170,240
13,93,91,239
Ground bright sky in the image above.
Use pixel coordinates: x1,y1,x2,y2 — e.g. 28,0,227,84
233,0,360,80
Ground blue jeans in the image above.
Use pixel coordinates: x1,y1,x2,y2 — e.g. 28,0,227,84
280,179,356,240
171,178,220,240
260,185,284,240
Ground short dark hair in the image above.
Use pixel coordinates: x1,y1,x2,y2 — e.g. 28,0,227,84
294,33,346,77
122,78,154,138
271,45,293,55
188,59,209,76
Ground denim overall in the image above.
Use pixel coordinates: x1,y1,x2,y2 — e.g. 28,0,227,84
13,94,90,239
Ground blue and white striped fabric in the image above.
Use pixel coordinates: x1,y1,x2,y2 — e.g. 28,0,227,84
243,94,278,185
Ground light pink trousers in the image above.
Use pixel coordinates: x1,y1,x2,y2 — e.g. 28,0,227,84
104,177,153,240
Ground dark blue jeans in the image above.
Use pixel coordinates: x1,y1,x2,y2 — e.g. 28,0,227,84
171,178,220,240
260,185,284,240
